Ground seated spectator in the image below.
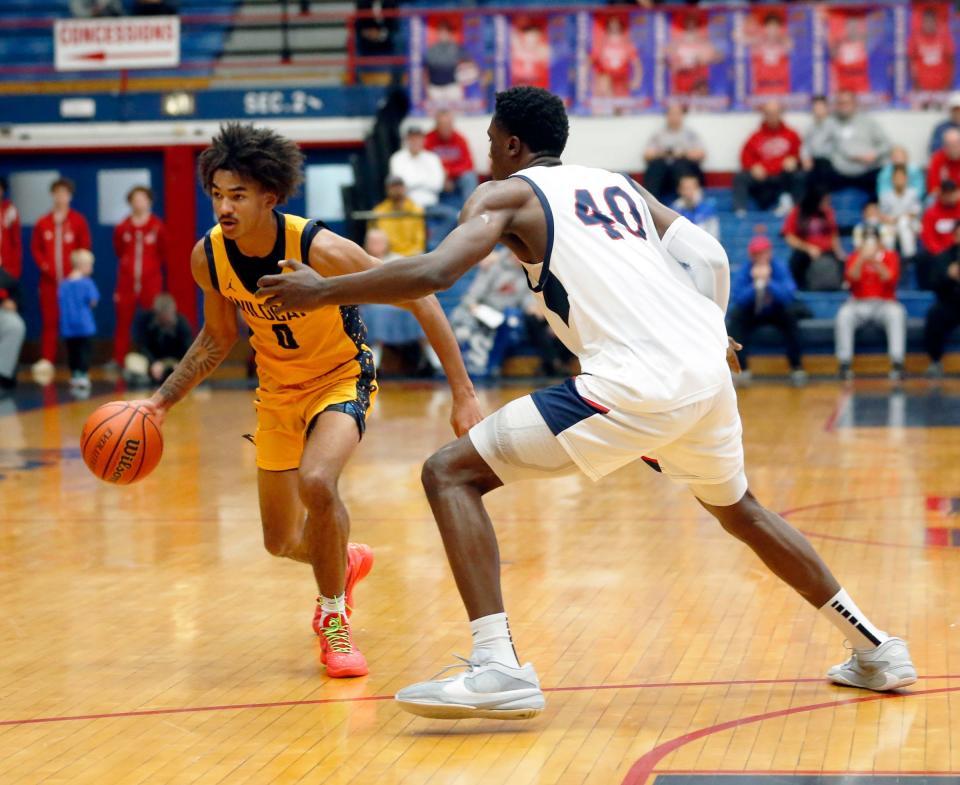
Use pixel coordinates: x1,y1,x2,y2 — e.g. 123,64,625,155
928,92,960,155
917,180,960,289
389,126,459,246
371,176,425,257
784,189,844,290
642,103,705,200
58,249,99,392
671,175,719,240
879,165,922,260
425,110,478,207
132,0,178,14
927,128,960,200
852,202,895,252
125,293,192,386
810,91,890,200
0,177,22,282
727,235,806,386
800,95,832,174
0,268,24,392
358,229,432,375
877,145,926,201
835,230,906,381
734,100,803,217
924,242,960,378
450,248,532,377
70,0,122,16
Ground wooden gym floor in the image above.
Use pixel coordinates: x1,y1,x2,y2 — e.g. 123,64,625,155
1,377,959,785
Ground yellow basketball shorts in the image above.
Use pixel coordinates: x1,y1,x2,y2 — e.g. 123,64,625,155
253,358,378,472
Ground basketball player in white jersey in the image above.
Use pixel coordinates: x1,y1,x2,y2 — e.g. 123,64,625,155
257,87,917,719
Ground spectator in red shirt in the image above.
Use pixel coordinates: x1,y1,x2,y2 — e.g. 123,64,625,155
927,128,960,199
733,101,803,216
424,110,478,207
30,177,91,366
113,185,167,366
783,189,845,290
917,180,960,289
0,177,22,282
835,230,906,380
909,5,955,93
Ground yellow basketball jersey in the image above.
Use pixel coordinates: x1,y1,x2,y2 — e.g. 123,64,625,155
204,211,370,389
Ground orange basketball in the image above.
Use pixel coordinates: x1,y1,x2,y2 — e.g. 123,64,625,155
81,402,163,485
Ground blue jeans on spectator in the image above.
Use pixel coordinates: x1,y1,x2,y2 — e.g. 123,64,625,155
426,203,461,250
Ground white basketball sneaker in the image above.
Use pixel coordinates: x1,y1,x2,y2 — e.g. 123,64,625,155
827,637,917,691
395,656,545,720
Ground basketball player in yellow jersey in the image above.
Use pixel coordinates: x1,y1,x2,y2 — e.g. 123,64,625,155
134,123,482,678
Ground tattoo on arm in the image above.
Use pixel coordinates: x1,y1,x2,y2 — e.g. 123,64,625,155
154,329,228,408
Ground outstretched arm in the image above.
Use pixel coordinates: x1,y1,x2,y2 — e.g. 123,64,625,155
298,228,482,436
255,180,530,311
137,241,238,425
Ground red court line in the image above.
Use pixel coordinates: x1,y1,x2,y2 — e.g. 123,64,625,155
621,684,960,785
823,388,853,432
2,674,957,729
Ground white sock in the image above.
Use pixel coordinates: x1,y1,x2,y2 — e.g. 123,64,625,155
470,612,520,668
819,588,889,651
319,593,346,621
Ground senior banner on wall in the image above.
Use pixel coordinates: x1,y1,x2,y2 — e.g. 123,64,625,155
576,11,659,116
494,13,577,107
408,13,493,116
819,4,895,106
734,4,815,110
903,1,959,107
661,7,733,110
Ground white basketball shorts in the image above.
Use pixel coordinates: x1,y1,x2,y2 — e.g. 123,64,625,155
469,376,747,507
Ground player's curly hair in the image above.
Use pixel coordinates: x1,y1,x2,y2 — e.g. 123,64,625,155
197,122,304,204
493,87,569,158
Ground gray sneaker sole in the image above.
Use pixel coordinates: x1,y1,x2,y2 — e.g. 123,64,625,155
396,695,545,720
827,665,918,691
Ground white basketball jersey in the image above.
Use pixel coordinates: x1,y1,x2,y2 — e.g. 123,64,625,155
512,164,730,413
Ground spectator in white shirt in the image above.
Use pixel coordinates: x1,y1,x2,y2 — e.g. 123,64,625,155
389,125,459,246
879,165,922,259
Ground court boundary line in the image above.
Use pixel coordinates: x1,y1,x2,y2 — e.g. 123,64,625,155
621,684,960,785
2,674,957,729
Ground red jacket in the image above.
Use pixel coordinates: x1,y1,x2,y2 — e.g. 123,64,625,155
31,209,91,284
921,200,960,255
0,198,22,280
926,149,960,195
113,214,167,291
845,248,899,300
740,122,801,175
424,129,475,180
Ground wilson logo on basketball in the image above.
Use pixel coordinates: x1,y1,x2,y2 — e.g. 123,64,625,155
109,439,140,483
89,428,113,466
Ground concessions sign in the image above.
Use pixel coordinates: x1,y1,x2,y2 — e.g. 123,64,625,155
54,16,180,71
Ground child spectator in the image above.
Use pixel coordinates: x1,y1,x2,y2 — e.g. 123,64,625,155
927,128,960,200
852,202,896,252
835,230,906,381
801,95,832,174
113,186,167,368
0,268,24,392
425,110,478,207
879,165,922,260
784,189,844,290
672,175,720,240
58,248,99,391
727,235,806,386
0,177,22,282
733,100,803,217
877,146,925,201
31,177,91,371
917,180,960,289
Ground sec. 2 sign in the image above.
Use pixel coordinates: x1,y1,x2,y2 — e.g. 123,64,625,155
243,90,325,116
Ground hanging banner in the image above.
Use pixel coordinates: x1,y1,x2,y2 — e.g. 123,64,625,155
408,13,493,116
577,11,658,115
821,4,895,107
735,5,815,109
496,13,576,107
662,8,732,110
905,1,958,107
